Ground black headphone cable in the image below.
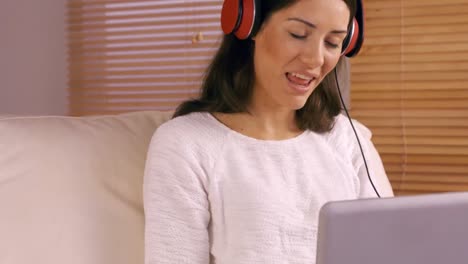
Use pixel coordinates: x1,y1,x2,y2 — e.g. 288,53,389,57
334,67,381,198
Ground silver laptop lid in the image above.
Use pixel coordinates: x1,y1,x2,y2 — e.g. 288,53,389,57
316,192,468,264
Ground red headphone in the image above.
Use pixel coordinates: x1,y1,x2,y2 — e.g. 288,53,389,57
221,0,365,57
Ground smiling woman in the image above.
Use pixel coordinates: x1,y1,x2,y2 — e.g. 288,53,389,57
143,0,393,264
248,1,350,124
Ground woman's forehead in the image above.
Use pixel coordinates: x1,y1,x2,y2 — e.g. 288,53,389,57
272,0,350,27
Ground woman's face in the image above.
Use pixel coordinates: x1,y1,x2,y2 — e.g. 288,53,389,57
251,0,350,111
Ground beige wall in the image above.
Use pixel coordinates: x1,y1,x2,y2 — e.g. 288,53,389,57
0,0,67,115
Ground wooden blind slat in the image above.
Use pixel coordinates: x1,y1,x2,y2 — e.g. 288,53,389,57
69,84,201,92
68,0,220,9
69,67,206,78
69,75,204,86
69,59,213,71
69,34,222,46
68,17,218,31
353,72,468,82
353,100,468,109
68,50,215,62
355,52,468,64
354,61,468,72
365,0,467,9
353,90,468,100
354,110,468,118
69,25,220,38
68,8,219,24
374,136,468,146
353,81,468,91
70,41,218,53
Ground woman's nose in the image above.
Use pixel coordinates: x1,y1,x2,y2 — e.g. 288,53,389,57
300,43,325,69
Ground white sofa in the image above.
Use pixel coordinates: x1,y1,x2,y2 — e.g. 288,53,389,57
0,110,392,264
0,111,172,264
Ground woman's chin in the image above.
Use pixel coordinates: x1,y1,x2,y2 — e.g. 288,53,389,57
287,97,309,111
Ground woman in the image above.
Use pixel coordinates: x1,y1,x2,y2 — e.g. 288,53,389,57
144,0,393,263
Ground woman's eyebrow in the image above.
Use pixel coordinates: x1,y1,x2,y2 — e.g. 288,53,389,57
287,17,348,34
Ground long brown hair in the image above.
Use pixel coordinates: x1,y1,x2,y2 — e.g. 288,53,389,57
174,0,357,133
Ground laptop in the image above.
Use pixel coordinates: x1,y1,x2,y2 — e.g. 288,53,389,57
316,192,468,264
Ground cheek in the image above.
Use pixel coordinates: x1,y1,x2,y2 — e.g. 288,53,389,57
322,54,341,75
256,31,297,71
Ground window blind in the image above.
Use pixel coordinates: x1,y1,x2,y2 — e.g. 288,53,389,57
350,0,468,195
68,0,468,195
68,0,223,115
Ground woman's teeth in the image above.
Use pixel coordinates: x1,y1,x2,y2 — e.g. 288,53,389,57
291,73,311,81
287,72,313,86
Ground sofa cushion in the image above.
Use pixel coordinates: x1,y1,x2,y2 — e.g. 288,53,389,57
0,111,171,264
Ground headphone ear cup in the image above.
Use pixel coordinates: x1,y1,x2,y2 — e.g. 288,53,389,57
342,18,359,57
221,0,242,35
343,0,365,57
233,0,258,39
221,0,261,39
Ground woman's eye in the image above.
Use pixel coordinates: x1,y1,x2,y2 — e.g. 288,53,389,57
290,33,307,39
326,41,340,49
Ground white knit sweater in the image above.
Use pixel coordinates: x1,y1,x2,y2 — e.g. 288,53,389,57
143,112,388,264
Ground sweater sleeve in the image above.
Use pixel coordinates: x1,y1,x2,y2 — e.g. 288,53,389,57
352,120,394,198
143,123,211,264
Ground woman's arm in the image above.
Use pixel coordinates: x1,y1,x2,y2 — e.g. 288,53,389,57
143,125,210,264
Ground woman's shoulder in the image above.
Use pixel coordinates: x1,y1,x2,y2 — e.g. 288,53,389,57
323,114,373,155
155,111,208,134
329,114,372,141
150,111,229,152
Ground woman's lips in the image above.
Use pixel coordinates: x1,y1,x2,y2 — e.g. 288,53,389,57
286,72,315,94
